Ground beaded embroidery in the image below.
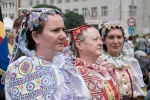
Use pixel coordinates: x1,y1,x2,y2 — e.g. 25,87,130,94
101,52,136,98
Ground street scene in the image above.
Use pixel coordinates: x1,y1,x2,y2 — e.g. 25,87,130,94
0,0,150,100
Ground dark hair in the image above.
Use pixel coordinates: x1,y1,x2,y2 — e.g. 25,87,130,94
26,19,45,50
128,36,133,41
99,26,125,51
13,15,25,29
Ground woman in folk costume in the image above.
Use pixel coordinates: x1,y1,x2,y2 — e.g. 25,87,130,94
3,8,90,100
99,21,146,99
69,24,121,100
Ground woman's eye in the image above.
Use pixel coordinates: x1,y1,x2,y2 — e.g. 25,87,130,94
108,36,114,39
93,38,98,41
52,28,60,33
62,28,67,32
117,36,123,39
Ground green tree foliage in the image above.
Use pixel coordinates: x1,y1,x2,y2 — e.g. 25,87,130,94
64,11,85,29
33,4,62,12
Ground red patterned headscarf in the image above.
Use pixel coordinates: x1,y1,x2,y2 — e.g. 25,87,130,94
69,24,88,40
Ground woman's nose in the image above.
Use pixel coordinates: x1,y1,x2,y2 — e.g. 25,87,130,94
60,30,67,40
98,39,103,45
114,38,118,43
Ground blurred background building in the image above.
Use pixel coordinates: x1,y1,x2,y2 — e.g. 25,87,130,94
1,0,150,36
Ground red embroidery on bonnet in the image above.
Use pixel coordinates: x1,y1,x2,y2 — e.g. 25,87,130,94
71,25,88,40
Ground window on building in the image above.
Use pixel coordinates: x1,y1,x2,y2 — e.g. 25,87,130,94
12,2,14,8
3,3,5,8
91,7,97,17
2,14,4,18
29,0,33,6
65,9,70,13
82,8,89,17
6,3,7,8
10,14,14,19
58,0,62,3
73,9,78,13
66,0,70,2
74,0,79,2
101,6,108,16
43,0,47,4
83,0,87,1
5,14,7,17
129,6,137,16
9,2,11,8
36,0,39,5
50,0,54,4
12,14,14,19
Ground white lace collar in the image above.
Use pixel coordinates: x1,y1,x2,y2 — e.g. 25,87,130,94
100,51,130,68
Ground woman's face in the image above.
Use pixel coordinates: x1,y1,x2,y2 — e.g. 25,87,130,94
36,14,67,54
9,36,16,45
80,27,103,57
104,29,124,54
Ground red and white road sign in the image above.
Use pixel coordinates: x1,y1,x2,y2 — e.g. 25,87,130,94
127,18,136,27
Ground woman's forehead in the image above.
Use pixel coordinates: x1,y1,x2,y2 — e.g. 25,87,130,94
107,29,123,35
44,15,64,28
85,28,100,38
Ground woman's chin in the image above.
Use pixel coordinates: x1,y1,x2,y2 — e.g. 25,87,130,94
55,47,64,52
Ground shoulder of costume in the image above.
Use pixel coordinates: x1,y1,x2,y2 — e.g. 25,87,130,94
126,57,139,64
9,56,32,64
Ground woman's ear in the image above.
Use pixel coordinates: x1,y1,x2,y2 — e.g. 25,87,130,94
75,40,82,50
32,31,40,44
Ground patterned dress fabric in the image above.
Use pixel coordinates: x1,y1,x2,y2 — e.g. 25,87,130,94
74,57,121,100
100,52,146,99
4,54,90,100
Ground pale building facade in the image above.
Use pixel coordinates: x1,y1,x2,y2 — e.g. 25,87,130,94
2,0,150,35
1,0,20,21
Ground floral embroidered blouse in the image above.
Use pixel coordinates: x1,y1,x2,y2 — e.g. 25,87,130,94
74,57,121,100
100,52,146,99
4,56,90,100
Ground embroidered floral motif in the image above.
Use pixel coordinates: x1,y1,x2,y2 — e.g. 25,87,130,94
74,57,120,100
69,25,88,40
101,21,124,38
101,52,136,98
5,56,79,99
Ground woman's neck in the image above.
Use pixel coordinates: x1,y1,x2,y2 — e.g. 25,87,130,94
107,50,120,57
35,49,56,62
79,54,98,64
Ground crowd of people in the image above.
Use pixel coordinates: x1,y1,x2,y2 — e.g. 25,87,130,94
0,7,150,100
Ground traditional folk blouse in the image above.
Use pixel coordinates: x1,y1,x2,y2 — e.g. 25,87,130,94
74,57,121,100
4,56,90,100
100,52,146,98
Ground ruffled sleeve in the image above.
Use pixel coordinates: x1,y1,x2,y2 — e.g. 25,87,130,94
63,67,91,100
4,56,27,100
100,52,146,97
52,46,91,99
128,58,146,96
4,66,12,100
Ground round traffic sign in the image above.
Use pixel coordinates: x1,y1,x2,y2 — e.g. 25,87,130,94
127,18,136,26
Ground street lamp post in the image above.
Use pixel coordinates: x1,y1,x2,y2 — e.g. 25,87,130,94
131,0,134,17
120,0,121,22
